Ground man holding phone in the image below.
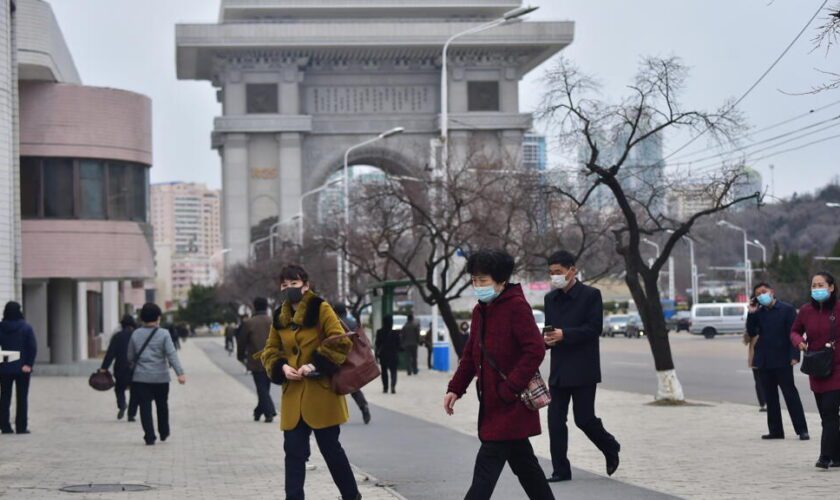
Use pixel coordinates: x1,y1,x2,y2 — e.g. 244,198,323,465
543,250,620,482
746,282,809,440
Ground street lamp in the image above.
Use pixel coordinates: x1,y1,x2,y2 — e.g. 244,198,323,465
342,127,405,301
270,177,345,253
208,248,231,285
641,238,673,299
666,231,698,305
750,239,767,265
717,220,750,299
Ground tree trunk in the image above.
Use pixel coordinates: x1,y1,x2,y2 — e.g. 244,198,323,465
436,296,466,358
624,261,685,401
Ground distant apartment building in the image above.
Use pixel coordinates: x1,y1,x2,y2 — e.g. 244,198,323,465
150,182,222,308
666,167,763,220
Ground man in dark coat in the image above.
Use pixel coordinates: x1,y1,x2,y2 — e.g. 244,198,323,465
376,316,401,394
100,314,139,421
401,314,421,375
544,250,620,482
0,301,37,434
747,281,809,440
237,297,276,423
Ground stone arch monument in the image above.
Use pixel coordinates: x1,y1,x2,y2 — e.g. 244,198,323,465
176,0,574,266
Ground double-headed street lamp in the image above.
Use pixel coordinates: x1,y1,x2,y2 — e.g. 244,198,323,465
749,239,767,265
666,230,699,305
717,220,751,299
341,127,405,302
641,238,675,300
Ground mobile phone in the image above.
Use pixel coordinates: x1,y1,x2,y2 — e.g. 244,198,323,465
304,371,322,379
542,326,554,336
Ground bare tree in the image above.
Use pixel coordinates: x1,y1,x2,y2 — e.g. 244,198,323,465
539,56,761,401
809,3,840,93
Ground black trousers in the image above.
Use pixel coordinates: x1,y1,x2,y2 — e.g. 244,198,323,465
465,439,554,500
134,382,170,442
380,358,398,392
814,390,840,462
758,366,808,436
752,368,766,407
547,384,619,478
284,420,359,500
114,376,138,418
405,346,418,375
252,371,276,419
426,345,433,369
0,373,30,432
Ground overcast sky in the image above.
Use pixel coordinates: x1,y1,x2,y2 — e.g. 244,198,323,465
49,0,840,199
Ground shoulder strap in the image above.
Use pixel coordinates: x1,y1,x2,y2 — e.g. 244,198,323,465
133,328,159,367
829,309,837,345
477,307,508,381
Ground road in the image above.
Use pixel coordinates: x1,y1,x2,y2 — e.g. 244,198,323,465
595,332,818,413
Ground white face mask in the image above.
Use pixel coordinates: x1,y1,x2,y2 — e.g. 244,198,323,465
551,274,568,290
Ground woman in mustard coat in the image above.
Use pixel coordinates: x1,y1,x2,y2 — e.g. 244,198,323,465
260,264,359,500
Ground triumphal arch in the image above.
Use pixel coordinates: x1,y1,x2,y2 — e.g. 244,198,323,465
176,1,573,265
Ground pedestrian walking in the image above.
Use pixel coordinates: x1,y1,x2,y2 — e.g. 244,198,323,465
402,313,420,375
424,321,434,370
0,302,37,435
791,271,840,469
445,249,554,500
237,297,277,423
332,303,371,425
99,314,139,421
224,321,238,355
746,282,809,440
376,315,401,394
128,303,186,446
260,264,360,500
543,250,620,482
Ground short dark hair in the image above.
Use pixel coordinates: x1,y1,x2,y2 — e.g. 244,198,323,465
548,250,576,269
2,301,23,321
753,281,772,294
813,271,837,305
466,249,515,284
279,264,309,283
120,314,136,329
253,297,269,312
407,313,414,321
139,303,162,323
332,303,348,317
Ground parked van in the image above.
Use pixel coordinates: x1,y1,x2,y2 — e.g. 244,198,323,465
689,303,748,339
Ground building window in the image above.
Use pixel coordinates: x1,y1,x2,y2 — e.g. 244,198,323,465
79,160,106,219
20,156,148,222
467,81,500,112
246,83,278,114
44,158,75,218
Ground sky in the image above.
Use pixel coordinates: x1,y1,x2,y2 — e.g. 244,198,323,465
48,0,840,199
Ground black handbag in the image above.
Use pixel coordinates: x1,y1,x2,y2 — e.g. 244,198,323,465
800,313,836,379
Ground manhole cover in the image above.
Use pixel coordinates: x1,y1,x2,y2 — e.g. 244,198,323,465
60,484,152,493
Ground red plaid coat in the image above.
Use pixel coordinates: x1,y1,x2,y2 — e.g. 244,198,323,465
447,284,546,441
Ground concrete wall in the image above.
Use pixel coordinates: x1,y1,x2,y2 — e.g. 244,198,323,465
0,0,19,305
23,281,49,363
16,0,80,84
47,278,75,364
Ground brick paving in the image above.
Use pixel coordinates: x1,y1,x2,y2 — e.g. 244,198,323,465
0,340,402,500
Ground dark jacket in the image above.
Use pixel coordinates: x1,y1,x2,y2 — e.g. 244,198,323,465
238,311,272,372
101,327,134,379
544,281,604,387
0,319,37,375
376,328,402,362
791,299,840,393
447,284,545,441
401,320,421,348
746,300,799,369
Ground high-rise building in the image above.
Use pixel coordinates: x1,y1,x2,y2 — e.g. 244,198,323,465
150,182,222,308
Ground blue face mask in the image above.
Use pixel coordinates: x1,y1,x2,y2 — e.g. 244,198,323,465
474,286,500,303
757,292,773,307
812,288,831,303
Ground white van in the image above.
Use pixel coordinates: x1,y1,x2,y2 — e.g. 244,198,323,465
689,303,749,339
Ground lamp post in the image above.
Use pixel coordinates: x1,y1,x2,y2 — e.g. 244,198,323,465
666,231,698,305
208,248,231,285
342,127,405,301
717,220,751,299
641,238,672,299
750,239,767,265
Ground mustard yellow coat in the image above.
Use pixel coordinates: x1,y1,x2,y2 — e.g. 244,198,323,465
260,291,352,431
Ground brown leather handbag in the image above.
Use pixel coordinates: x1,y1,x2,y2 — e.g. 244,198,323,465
89,370,115,391
319,322,381,395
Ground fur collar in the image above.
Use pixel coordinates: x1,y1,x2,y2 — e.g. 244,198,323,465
273,290,323,330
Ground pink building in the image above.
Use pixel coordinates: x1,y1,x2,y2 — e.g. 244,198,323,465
15,0,154,366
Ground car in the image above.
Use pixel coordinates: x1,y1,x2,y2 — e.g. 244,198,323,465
603,314,630,337
689,303,748,339
625,314,645,338
392,314,407,332
416,315,447,343
667,311,691,332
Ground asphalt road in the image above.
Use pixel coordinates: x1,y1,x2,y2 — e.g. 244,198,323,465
198,339,675,500
594,332,818,413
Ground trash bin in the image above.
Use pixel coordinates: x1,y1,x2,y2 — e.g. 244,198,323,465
433,342,449,372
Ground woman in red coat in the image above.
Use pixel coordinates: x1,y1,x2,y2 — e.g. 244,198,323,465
445,249,554,500
790,271,840,469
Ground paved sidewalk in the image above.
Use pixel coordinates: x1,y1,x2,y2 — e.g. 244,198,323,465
0,339,401,500
363,366,838,499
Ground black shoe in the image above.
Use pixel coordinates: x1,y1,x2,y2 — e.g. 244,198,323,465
815,458,830,469
128,417,136,422
145,438,155,446
118,408,126,420
254,414,261,422
160,434,168,442
391,388,396,394
265,416,274,423
759,406,767,412
799,433,810,441
16,429,30,435
1,427,13,435
606,452,620,476
547,474,571,483
831,460,840,468
383,387,388,394
761,434,784,440
362,406,371,425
